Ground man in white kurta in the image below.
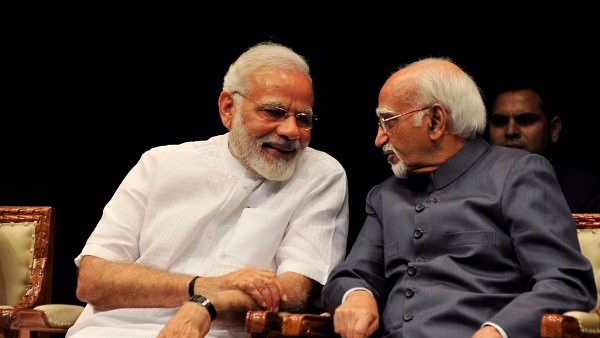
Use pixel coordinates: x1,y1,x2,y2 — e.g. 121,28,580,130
67,133,348,338
66,42,349,338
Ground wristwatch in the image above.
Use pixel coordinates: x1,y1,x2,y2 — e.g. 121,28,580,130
189,294,217,321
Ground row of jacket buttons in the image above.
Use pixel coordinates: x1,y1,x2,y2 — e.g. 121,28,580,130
405,197,437,321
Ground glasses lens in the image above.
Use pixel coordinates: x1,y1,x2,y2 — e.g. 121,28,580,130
295,113,314,129
260,107,287,121
378,119,388,132
259,107,315,129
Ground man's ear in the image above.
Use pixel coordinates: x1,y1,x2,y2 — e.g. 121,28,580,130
549,115,562,144
218,91,235,130
428,104,446,138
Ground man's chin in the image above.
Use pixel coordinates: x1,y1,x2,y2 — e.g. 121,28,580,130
391,164,409,179
253,157,297,181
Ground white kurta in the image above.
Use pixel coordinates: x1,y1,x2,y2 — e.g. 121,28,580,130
66,133,349,338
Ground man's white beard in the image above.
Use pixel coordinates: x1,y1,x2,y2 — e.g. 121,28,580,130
228,111,303,181
384,143,409,179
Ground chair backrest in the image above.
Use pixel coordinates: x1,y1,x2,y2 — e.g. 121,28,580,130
573,213,600,313
0,206,54,309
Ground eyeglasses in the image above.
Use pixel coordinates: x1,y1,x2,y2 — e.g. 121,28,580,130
232,91,318,130
376,106,432,133
488,113,542,128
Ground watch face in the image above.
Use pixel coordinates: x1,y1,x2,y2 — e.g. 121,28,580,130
190,295,206,302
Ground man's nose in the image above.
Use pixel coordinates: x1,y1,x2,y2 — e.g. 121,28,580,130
505,118,520,136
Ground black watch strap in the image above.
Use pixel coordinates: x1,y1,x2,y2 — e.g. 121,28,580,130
189,294,217,321
188,276,200,297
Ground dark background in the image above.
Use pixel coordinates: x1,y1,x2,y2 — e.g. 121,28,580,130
7,1,587,308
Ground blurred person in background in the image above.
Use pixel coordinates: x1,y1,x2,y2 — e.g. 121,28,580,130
488,84,600,212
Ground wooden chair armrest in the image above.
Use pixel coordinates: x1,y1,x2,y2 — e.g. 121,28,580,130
10,304,84,331
246,310,339,338
541,312,600,338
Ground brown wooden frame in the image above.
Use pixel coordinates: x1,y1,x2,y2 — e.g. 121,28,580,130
1,206,55,338
540,213,600,338
1,206,83,338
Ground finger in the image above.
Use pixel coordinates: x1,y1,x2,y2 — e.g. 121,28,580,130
270,277,287,302
247,284,268,308
246,279,281,311
261,282,281,312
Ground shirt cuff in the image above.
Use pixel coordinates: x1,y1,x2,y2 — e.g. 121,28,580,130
341,287,373,303
482,322,508,338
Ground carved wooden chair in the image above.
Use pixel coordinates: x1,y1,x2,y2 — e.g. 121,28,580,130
0,206,84,338
541,213,600,338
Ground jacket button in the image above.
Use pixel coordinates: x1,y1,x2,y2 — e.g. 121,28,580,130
413,228,423,238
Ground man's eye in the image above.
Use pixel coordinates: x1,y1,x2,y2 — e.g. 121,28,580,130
514,114,541,126
488,115,509,127
261,107,287,119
